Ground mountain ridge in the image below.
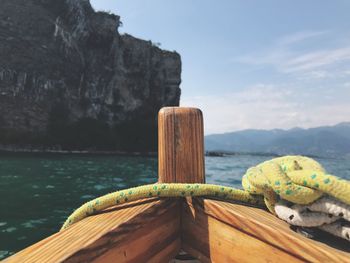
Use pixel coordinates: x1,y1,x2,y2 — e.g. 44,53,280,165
205,122,350,158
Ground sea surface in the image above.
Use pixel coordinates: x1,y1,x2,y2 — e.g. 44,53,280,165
0,153,349,259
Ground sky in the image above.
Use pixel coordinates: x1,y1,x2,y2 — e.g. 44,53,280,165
90,0,350,134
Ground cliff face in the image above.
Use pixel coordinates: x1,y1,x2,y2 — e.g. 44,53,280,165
0,0,181,151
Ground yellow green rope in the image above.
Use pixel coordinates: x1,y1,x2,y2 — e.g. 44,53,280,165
61,155,350,231
61,183,263,230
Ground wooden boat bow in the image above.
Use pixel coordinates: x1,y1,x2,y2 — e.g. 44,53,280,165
5,107,350,263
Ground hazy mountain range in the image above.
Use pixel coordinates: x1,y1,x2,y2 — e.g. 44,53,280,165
205,122,350,158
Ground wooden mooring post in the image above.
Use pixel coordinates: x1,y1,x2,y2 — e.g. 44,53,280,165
158,107,205,184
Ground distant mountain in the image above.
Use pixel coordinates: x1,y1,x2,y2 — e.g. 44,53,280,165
205,122,350,158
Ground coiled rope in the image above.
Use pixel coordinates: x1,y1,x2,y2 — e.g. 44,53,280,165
61,156,350,241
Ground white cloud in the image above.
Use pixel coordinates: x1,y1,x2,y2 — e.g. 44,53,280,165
192,31,350,134
276,31,327,46
181,84,350,134
299,70,331,80
282,47,350,73
235,31,350,76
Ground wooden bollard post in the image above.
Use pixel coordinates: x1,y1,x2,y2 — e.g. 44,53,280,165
158,107,205,183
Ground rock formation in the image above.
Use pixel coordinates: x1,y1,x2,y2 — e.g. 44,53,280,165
0,0,181,152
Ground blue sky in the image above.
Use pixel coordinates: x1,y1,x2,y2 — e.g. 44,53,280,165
91,0,350,134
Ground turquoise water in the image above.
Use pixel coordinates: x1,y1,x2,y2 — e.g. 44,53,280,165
0,154,349,259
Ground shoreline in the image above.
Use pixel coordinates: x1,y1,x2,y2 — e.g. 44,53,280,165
0,148,157,157
204,150,348,160
0,148,347,160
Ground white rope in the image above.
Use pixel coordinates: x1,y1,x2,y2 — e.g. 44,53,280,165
275,197,350,241
303,196,350,221
274,201,339,227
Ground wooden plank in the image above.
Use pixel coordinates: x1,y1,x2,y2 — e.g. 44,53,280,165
182,198,350,263
158,107,205,183
5,199,181,263
203,199,350,262
94,203,180,263
182,199,303,263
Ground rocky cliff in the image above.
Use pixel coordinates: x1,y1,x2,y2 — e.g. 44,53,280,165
0,0,181,152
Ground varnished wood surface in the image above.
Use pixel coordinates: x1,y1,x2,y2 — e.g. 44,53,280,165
5,199,181,263
6,197,350,262
158,107,205,183
182,198,350,263
182,199,303,263
158,107,205,262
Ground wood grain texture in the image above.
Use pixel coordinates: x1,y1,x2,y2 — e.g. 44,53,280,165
182,198,350,263
182,199,303,263
5,199,181,263
158,107,205,262
158,107,205,183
